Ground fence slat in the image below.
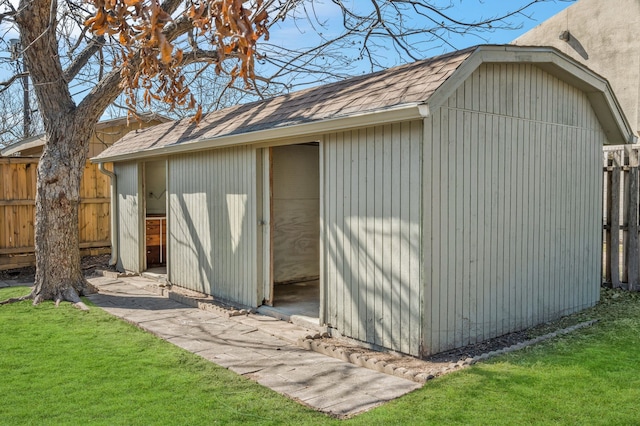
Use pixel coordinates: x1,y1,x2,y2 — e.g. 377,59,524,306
0,159,111,270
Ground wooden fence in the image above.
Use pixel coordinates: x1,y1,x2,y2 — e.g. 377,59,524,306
0,158,111,270
603,145,640,291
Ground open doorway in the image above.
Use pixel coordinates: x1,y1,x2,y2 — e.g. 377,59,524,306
265,143,320,321
143,160,167,276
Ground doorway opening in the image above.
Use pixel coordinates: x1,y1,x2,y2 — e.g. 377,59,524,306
262,143,320,322
143,160,167,277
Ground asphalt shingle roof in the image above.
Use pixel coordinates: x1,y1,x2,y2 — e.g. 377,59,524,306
95,46,475,160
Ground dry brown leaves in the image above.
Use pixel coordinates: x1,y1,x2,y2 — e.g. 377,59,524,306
84,0,269,122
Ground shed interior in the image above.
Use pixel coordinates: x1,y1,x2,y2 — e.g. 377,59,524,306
268,143,320,319
144,160,167,270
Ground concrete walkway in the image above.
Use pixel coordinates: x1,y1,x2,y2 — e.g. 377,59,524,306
85,275,421,418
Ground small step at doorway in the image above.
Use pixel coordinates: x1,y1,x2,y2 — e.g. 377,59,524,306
141,266,168,285
258,280,320,329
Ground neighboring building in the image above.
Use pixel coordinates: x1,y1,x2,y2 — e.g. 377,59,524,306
1,114,168,157
93,45,633,356
0,114,168,271
512,0,640,136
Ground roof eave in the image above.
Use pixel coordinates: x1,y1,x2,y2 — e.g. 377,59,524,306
1,134,46,156
92,103,426,163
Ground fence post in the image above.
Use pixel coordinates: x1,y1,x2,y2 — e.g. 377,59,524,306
626,167,639,290
627,159,640,291
608,166,622,288
605,166,612,286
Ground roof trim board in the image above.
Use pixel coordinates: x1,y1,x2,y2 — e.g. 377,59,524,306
1,134,45,157
92,103,425,163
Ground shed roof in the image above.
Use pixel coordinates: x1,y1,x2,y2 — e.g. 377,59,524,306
94,45,635,162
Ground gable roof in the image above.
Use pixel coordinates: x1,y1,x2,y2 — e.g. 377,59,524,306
93,45,635,163
0,134,43,157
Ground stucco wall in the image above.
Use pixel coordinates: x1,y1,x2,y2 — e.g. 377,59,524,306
513,0,640,135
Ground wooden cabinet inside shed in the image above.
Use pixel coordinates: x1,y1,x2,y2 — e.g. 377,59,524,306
145,216,166,267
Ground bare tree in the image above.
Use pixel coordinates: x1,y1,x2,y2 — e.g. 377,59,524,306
0,84,40,146
0,0,574,308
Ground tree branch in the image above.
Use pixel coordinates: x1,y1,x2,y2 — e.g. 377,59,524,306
180,49,220,66
62,36,105,82
0,10,16,25
16,0,75,129
0,72,28,93
0,0,17,25
164,14,196,42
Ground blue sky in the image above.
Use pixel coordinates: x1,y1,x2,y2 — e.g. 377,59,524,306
259,0,575,83
266,1,575,53
0,0,576,118
436,0,574,45
1,0,574,72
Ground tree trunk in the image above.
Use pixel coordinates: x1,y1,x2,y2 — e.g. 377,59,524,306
12,0,122,309
32,118,96,308
14,0,123,309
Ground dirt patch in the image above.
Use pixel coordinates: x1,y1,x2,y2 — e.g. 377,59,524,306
81,254,116,277
308,304,602,381
425,329,530,363
0,254,114,283
0,264,36,283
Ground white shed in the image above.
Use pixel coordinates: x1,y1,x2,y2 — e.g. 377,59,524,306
93,45,633,356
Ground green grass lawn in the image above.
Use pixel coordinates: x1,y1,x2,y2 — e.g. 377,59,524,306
1,286,639,425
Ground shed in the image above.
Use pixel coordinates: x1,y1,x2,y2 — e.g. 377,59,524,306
93,45,633,356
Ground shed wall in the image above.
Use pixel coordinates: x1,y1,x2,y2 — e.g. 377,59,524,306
423,63,604,355
322,122,423,356
115,161,143,272
168,146,258,307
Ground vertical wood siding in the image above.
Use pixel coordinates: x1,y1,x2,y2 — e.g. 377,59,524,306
323,122,423,356
423,63,604,354
168,146,258,307
115,161,142,272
